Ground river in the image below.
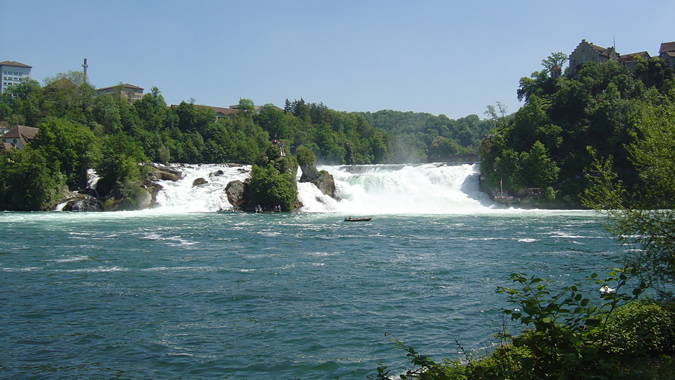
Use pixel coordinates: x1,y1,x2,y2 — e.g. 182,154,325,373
0,164,623,379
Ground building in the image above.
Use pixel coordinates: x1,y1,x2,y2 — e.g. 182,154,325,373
0,125,39,151
568,40,619,76
659,41,675,67
96,83,144,103
0,61,32,95
619,51,651,71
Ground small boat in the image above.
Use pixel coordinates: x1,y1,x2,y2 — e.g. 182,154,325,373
344,217,372,222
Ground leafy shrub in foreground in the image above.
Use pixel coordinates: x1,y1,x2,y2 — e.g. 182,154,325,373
373,268,675,379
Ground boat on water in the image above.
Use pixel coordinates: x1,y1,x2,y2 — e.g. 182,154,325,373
344,217,372,222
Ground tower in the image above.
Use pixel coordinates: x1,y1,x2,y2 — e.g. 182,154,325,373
82,58,88,83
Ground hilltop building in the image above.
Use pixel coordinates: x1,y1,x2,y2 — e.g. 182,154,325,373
569,39,675,76
619,51,651,70
96,83,144,104
660,41,675,67
0,61,32,95
568,40,619,76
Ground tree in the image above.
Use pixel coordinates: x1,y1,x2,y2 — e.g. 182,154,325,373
520,141,559,192
582,101,675,290
95,133,147,197
31,117,101,190
542,51,568,72
0,149,61,211
296,145,316,169
249,164,297,211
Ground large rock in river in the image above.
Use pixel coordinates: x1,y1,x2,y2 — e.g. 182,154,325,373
225,180,251,210
149,165,182,182
62,196,103,212
300,165,336,199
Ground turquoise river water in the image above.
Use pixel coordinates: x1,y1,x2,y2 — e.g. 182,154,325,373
0,164,625,379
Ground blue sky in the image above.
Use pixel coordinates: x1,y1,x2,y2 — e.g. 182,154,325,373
2,0,673,119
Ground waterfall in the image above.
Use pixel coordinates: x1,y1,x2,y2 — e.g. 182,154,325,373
304,163,496,214
152,163,496,214
153,164,251,213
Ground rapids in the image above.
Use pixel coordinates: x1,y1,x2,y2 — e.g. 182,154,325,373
152,163,496,214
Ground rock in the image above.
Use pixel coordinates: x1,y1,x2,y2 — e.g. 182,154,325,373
192,178,208,187
300,165,336,199
144,182,164,205
299,165,320,182
63,197,103,212
225,180,250,209
210,170,225,178
312,170,337,199
150,165,182,182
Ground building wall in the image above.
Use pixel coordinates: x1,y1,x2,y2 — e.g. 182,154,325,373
96,84,144,104
0,62,32,95
568,40,618,76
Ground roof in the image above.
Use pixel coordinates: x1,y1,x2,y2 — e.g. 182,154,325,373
97,83,144,92
619,51,650,62
206,106,238,116
1,125,40,146
588,43,615,58
659,41,675,54
0,61,32,68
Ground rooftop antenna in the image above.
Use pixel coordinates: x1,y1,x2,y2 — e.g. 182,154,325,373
82,58,88,83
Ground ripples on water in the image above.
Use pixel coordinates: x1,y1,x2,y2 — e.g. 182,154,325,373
0,210,623,379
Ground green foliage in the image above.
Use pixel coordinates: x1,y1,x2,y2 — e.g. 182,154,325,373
604,300,675,356
362,110,492,163
0,149,62,210
496,269,646,378
95,133,147,197
296,145,316,169
248,143,298,211
31,117,101,190
541,52,568,72
583,101,675,289
249,164,296,212
481,55,674,203
376,268,670,380
519,141,559,190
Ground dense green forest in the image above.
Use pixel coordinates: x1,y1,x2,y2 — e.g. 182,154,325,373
479,56,675,205
0,71,493,211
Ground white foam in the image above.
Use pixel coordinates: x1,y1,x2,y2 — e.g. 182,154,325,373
298,163,497,214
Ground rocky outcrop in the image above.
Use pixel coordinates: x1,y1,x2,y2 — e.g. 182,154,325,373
225,180,251,210
149,165,182,182
312,171,336,198
62,195,103,212
300,165,337,199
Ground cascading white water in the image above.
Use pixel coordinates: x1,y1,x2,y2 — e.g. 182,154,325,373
153,164,251,212
300,163,496,214
152,163,496,214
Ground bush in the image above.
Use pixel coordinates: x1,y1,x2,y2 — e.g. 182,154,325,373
605,300,675,357
374,269,675,379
